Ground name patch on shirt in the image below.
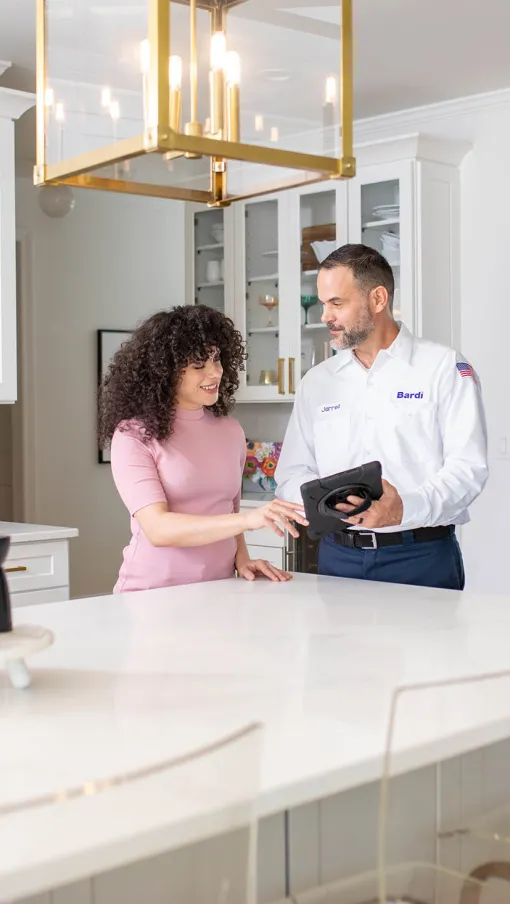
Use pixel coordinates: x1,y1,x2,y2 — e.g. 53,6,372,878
318,402,342,415
396,391,424,399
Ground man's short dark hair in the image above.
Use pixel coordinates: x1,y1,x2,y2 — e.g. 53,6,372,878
319,243,395,312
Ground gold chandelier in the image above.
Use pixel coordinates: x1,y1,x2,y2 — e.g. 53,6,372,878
35,0,354,207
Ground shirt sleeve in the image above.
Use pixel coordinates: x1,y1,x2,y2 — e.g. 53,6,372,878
275,378,320,504
110,427,167,516
233,425,246,514
400,350,489,528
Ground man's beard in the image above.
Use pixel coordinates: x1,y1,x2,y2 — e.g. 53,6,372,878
328,306,375,350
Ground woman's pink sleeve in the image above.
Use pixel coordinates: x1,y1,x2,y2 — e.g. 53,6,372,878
111,429,167,516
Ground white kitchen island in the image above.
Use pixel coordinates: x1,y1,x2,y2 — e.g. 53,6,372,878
2,574,510,904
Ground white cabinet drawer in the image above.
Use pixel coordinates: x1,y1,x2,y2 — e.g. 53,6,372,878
11,586,70,608
4,540,69,594
246,544,284,569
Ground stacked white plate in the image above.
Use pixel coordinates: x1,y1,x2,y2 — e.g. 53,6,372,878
372,204,399,220
381,230,400,265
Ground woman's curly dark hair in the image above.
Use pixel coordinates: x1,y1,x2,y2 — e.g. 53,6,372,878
98,305,246,447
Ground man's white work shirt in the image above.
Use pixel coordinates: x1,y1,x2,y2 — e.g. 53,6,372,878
275,323,489,532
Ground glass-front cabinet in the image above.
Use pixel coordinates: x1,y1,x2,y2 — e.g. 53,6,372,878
284,182,348,395
186,205,233,317
348,161,414,328
233,194,290,401
186,137,465,403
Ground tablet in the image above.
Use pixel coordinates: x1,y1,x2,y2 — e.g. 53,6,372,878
301,461,383,540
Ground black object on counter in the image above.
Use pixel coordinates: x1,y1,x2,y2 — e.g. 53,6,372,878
0,536,13,633
301,461,383,540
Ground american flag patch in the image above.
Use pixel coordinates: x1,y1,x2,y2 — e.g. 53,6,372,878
456,361,477,383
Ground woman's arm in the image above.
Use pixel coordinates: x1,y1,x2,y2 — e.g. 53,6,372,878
136,500,305,547
135,503,247,547
111,428,307,549
235,532,250,569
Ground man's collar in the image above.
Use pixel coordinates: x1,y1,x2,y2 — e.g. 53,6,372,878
330,321,413,371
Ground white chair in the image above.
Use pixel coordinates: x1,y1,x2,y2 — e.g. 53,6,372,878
431,670,510,904
0,721,262,904
291,673,492,904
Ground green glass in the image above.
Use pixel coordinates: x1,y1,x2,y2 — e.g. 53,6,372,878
300,295,318,326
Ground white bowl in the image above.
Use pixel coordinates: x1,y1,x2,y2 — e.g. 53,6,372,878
311,240,337,264
210,223,224,243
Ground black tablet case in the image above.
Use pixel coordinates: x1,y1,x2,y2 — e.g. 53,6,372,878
301,461,383,540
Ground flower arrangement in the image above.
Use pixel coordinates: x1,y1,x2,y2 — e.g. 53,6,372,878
243,440,283,493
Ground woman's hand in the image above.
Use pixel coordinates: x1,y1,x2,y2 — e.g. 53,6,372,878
242,499,308,539
236,557,292,582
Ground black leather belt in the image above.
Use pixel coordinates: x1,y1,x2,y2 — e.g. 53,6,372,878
332,525,454,550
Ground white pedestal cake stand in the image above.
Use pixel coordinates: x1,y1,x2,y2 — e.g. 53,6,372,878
0,625,54,688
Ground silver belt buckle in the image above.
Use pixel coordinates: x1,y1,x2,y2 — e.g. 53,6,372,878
359,531,378,549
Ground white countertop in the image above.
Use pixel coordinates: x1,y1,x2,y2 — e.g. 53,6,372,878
0,521,79,544
2,574,510,899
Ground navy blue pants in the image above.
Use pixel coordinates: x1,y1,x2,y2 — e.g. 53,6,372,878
318,530,465,590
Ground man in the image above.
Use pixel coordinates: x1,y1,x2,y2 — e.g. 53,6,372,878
275,244,488,590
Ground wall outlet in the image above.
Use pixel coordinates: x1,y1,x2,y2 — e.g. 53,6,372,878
495,436,510,460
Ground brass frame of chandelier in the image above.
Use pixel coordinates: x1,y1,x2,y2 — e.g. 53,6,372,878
34,0,355,206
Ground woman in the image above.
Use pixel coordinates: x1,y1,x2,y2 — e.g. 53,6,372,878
98,305,307,592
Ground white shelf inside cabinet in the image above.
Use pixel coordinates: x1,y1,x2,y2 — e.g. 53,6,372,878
302,269,319,277
302,323,327,331
247,274,279,284
196,242,224,252
248,327,279,335
196,281,224,289
362,216,400,229
262,250,278,258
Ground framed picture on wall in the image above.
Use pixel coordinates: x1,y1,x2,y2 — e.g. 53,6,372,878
97,329,131,463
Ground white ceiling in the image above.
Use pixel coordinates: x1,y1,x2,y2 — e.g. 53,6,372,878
3,0,510,162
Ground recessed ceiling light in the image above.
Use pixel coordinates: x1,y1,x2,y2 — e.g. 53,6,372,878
259,69,291,82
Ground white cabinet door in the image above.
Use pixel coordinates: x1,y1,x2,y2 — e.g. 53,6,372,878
348,156,460,348
0,118,18,403
233,193,294,402
0,91,35,403
185,203,235,320
348,160,415,332
284,181,348,396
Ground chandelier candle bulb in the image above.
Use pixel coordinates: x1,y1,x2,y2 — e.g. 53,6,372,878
183,0,203,158
225,51,240,142
210,30,227,137
323,75,337,153
55,101,65,161
140,38,150,128
169,55,182,132
101,87,111,109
